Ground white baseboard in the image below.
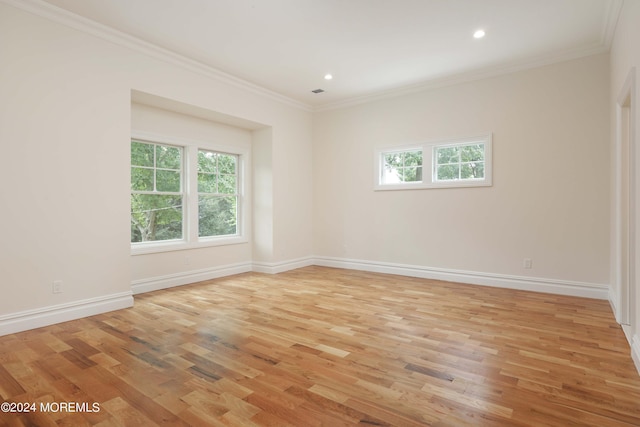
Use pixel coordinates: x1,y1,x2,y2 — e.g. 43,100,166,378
0,292,133,336
252,256,314,274
622,323,633,344
632,335,640,375
131,258,313,295
0,255,611,337
313,256,609,299
131,262,253,295
609,286,620,322
133,255,608,299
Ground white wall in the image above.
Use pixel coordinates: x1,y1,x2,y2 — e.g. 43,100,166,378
313,54,610,297
609,0,640,372
0,2,313,334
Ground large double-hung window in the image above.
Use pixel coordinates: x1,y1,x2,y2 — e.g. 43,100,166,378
130,135,246,253
197,150,239,238
131,141,183,242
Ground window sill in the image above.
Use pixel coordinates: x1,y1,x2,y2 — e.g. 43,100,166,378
374,179,492,191
131,235,248,255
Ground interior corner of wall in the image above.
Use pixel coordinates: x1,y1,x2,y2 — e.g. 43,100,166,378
632,334,640,375
251,126,274,263
609,285,619,319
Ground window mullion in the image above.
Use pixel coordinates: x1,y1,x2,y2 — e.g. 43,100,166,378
153,144,158,191
187,146,199,243
425,146,434,185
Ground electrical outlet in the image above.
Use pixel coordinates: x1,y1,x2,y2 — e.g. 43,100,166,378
523,258,533,269
52,280,63,294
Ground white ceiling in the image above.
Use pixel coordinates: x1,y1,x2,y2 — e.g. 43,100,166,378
40,0,621,110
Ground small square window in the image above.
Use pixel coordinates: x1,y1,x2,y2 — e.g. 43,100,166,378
381,150,423,184
434,143,485,182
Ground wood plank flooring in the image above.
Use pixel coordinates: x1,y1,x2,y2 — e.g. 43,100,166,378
1,266,639,426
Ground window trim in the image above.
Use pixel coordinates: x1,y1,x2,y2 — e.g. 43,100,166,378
131,131,249,255
374,134,492,191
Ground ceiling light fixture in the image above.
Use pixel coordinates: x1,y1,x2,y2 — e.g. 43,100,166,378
473,29,485,39
324,74,333,80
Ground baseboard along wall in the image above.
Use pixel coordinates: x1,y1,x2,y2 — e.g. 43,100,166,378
0,255,611,337
0,292,133,336
312,256,609,300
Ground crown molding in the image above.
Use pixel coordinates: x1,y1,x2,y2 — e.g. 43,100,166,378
314,0,623,112
0,0,313,112
313,43,610,112
3,0,622,115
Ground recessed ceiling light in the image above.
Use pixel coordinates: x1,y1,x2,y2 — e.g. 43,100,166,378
324,74,333,80
473,29,485,39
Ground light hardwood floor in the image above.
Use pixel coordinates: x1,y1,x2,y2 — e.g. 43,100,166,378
1,266,639,426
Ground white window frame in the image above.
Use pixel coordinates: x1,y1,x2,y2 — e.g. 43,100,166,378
374,134,492,191
131,131,249,255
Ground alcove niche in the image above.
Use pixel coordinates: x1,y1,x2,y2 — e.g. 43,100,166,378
129,90,273,294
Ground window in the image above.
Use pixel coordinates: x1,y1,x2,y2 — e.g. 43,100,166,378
434,142,485,182
130,133,247,254
131,141,183,243
381,150,423,184
198,150,239,238
375,134,492,190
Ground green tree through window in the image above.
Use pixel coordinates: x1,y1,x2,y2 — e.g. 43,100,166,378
382,150,423,184
131,141,183,242
130,137,246,251
434,143,485,181
198,150,239,237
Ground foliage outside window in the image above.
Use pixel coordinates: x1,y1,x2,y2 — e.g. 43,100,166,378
198,150,239,238
131,141,183,242
381,150,423,184
434,143,485,182
375,134,492,190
